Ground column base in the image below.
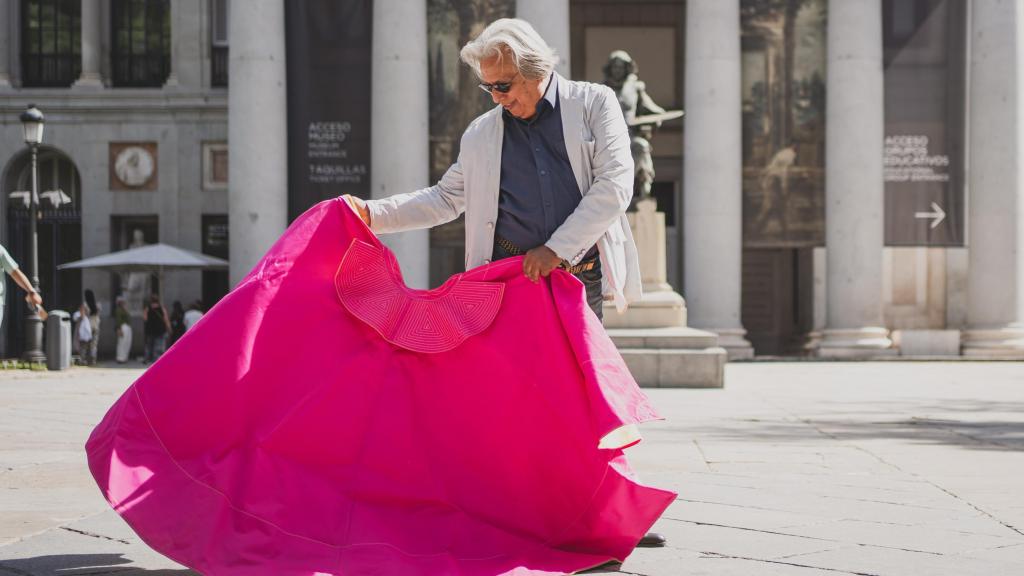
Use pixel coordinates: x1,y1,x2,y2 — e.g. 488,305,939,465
163,73,180,89
961,326,1024,358
814,327,896,358
710,328,755,360
72,73,104,89
803,330,823,353
0,74,11,89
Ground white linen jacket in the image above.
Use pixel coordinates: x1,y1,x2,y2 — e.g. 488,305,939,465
365,73,642,312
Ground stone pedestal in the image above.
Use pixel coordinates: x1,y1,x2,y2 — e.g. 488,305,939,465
604,199,685,329
605,199,726,388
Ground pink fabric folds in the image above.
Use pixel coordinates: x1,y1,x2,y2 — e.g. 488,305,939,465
85,198,676,575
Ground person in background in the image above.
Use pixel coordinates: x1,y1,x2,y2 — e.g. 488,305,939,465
114,295,132,364
169,301,186,345
74,289,101,366
0,243,43,333
183,300,204,332
142,293,172,364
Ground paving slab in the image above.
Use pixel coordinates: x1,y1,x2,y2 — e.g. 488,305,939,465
1,361,1023,575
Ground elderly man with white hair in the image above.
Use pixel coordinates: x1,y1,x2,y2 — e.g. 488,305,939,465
346,17,642,321
344,17,663,552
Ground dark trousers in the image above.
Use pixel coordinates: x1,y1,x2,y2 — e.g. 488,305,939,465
144,333,166,363
492,242,603,321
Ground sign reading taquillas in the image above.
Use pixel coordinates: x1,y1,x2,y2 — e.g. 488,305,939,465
285,0,373,222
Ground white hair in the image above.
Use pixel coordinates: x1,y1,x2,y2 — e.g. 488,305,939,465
459,18,558,80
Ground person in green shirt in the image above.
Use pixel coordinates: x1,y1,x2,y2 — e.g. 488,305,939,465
0,243,43,331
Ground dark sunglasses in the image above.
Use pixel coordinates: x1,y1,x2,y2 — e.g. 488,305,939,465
478,79,514,94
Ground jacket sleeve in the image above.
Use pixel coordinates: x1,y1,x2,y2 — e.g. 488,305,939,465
544,85,634,265
363,153,467,234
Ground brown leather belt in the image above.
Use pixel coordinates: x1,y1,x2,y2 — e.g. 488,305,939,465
494,235,597,275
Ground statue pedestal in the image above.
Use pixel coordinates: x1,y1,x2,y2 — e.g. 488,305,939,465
605,200,686,329
604,199,726,388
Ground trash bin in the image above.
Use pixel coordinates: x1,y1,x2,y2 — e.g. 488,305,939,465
46,310,72,371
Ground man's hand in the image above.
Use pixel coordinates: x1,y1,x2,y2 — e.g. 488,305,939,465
24,291,41,308
342,194,371,226
522,245,563,283
10,269,42,307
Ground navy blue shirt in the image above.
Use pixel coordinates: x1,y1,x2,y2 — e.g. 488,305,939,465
495,76,589,257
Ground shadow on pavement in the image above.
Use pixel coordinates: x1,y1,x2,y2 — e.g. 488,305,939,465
577,561,623,573
653,416,1024,452
92,360,150,370
0,554,195,575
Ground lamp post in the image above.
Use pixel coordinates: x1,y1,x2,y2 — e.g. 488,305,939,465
19,104,45,363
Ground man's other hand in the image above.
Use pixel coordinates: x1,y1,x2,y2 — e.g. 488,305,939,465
523,246,563,283
25,291,41,307
342,195,370,226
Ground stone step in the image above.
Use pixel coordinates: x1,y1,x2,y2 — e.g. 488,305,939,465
618,347,726,388
606,326,719,350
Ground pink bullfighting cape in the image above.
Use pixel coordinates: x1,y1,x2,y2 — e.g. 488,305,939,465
86,198,676,575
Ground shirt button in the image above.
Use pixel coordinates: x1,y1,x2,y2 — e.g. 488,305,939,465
486,221,493,229
484,259,491,264
534,147,541,153
540,170,547,176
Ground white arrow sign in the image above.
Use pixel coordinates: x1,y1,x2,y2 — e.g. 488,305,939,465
914,201,946,229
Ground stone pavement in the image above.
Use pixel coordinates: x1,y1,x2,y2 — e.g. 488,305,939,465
1,361,1023,575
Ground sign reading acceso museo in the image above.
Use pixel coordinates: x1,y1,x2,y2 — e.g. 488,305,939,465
285,0,373,222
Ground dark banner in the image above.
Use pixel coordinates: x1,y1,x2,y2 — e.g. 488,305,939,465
285,0,372,221
882,0,966,246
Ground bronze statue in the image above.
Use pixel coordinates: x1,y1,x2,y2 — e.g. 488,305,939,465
602,50,682,200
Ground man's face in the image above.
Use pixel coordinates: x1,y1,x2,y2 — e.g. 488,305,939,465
479,53,545,120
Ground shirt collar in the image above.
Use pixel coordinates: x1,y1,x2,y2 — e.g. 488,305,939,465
542,73,557,107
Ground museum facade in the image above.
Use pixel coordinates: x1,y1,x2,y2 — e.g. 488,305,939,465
1,0,1022,359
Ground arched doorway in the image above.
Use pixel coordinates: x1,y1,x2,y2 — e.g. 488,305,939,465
2,147,83,358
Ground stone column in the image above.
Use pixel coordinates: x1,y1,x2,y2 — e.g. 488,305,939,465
517,0,570,78
228,0,288,285
683,0,753,359
962,0,1024,357
73,0,104,88
817,0,893,357
164,0,203,88
371,0,430,288
0,0,11,88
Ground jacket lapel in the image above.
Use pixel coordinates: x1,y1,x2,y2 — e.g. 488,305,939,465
557,73,587,195
485,104,504,207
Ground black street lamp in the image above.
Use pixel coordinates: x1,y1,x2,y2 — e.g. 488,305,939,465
19,104,45,363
